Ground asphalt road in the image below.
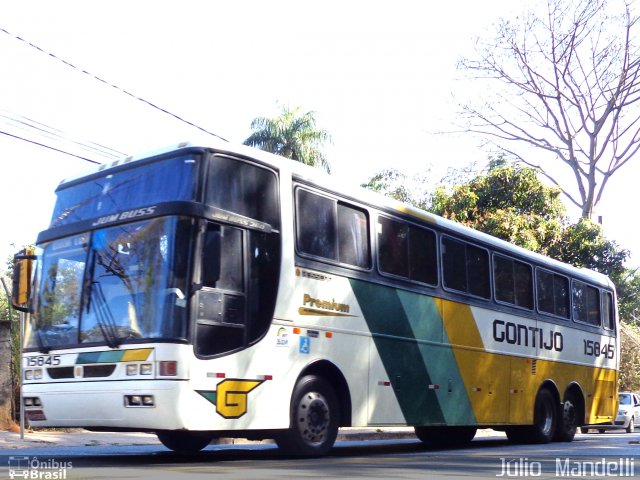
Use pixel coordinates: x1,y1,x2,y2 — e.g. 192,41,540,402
2,432,640,480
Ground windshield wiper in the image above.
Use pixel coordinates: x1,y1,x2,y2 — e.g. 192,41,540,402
30,317,50,354
90,281,121,349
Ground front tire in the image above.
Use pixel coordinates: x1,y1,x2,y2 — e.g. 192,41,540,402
275,375,340,457
157,431,214,453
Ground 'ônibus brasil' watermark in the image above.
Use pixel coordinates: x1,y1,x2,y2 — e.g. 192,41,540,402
8,456,72,479
496,457,635,477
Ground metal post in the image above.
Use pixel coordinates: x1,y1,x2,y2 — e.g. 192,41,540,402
19,311,24,440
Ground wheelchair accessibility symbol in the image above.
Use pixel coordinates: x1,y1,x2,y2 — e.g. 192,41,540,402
299,336,310,354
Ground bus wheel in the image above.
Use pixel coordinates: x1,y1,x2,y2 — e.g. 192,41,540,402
275,375,339,457
554,398,578,442
157,431,214,452
415,426,477,447
506,388,557,444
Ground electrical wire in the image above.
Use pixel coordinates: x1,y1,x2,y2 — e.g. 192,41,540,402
0,129,101,164
0,110,126,160
0,26,228,142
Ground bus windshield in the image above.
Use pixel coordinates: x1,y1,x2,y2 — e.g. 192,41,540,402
50,156,198,228
26,216,193,350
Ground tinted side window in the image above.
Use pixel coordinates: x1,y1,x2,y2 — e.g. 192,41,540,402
602,291,615,330
378,217,408,277
467,245,490,298
536,269,570,319
442,238,467,293
296,188,370,268
573,281,601,326
337,204,370,268
377,217,437,285
206,155,279,228
442,237,490,299
409,226,437,285
494,255,533,309
296,189,336,260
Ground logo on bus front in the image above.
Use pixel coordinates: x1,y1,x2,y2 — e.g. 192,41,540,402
197,379,264,419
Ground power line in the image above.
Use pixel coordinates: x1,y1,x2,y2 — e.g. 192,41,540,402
0,110,126,160
0,26,228,142
0,129,101,164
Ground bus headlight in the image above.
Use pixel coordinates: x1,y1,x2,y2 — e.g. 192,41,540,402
140,364,153,375
126,364,138,376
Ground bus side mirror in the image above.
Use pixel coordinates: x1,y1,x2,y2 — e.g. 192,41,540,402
11,248,36,313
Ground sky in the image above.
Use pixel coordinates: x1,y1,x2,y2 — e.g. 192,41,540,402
0,0,638,271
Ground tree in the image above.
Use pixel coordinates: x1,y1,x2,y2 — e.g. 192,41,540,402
427,161,634,319
458,0,640,219
1,263,19,431
244,106,332,173
430,163,566,255
360,168,430,209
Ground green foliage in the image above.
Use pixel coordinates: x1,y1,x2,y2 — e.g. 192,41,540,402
619,323,640,392
548,218,629,281
425,162,638,325
617,269,640,326
360,168,430,209
429,164,566,255
244,106,332,173
1,266,20,422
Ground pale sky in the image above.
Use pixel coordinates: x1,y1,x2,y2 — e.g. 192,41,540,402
0,0,638,270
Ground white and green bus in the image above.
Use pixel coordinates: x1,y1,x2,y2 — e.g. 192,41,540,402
13,141,618,455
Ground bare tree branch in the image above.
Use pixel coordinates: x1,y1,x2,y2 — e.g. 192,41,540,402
457,0,640,218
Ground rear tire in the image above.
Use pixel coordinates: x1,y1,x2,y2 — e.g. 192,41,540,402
506,388,557,444
275,375,340,457
554,398,578,442
580,427,589,434
157,431,214,453
414,426,476,447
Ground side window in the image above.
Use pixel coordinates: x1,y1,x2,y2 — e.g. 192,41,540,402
377,216,437,285
572,281,601,326
206,155,279,228
442,237,490,299
494,255,533,309
337,204,369,267
536,269,570,319
296,188,370,268
296,189,336,259
602,291,615,331
378,217,408,277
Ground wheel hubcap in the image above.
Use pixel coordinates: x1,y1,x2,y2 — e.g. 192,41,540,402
296,392,330,445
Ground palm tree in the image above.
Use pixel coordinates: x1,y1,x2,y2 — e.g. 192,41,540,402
244,106,331,173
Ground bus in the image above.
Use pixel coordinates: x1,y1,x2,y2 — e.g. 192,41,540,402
12,141,618,455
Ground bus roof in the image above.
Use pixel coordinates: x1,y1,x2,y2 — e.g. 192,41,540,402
57,140,614,289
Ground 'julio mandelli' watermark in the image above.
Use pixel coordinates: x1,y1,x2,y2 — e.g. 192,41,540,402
497,457,635,477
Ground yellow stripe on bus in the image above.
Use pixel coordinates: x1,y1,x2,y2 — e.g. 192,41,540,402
121,348,153,362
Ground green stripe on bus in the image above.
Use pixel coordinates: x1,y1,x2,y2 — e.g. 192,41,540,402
77,350,124,364
350,279,445,425
396,291,477,425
